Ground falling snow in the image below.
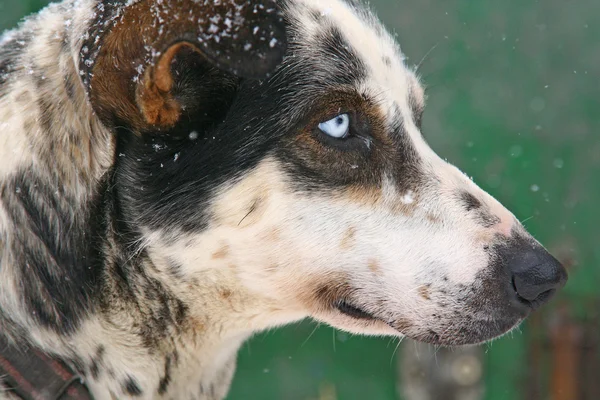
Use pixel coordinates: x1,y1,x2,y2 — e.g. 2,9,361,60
401,190,415,204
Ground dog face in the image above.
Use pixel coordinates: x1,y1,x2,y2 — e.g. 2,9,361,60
85,0,567,345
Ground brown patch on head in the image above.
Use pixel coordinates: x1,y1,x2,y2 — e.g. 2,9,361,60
340,226,357,250
426,213,441,224
211,244,230,260
418,284,431,300
368,259,381,275
219,288,232,300
84,0,287,131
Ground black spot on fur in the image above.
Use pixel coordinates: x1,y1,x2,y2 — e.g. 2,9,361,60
457,191,501,227
459,191,482,211
477,212,501,228
165,257,185,279
158,354,173,394
388,104,424,192
407,86,424,129
101,240,189,350
89,345,106,379
124,376,143,396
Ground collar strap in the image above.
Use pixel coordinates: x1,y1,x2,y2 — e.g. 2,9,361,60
0,336,93,400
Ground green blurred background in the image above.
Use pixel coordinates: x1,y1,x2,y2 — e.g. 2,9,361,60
1,0,598,399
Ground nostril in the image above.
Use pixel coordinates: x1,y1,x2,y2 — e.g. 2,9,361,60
512,271,562,308
511,275,533,306
511,275,556,309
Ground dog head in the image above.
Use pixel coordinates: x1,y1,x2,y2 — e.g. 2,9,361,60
82,0,567,345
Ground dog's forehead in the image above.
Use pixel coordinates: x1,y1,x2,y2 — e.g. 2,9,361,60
283,0,424,121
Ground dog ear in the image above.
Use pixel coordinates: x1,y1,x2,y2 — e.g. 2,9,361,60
81,0,286,131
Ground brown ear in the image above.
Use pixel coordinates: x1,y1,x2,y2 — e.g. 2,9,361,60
81,0,287,130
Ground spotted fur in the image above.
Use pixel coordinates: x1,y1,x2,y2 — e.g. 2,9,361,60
0,0,566,399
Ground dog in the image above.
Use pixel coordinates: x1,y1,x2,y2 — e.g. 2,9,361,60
0,0,568,398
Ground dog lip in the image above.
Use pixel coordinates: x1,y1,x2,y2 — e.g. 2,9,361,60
334,300,377,320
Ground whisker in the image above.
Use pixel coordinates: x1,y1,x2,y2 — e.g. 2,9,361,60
415,41,440,74
520,215,535,224
301,323,320,347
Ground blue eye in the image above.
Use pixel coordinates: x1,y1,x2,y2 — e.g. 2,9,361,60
318,113,350,138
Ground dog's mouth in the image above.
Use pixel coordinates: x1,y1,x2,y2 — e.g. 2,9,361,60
330,298,522,346
334,299,378,320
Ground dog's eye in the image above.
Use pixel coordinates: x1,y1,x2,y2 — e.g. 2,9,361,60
318,114,350,139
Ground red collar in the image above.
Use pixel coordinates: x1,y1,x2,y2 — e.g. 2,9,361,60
0,336,93,400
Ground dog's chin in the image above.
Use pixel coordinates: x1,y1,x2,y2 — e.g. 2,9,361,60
313,300,525,345
390,315,526,346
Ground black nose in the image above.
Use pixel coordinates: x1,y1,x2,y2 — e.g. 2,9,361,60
502,240,568,310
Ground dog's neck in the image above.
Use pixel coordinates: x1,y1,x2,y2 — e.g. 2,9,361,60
12,234,304,399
